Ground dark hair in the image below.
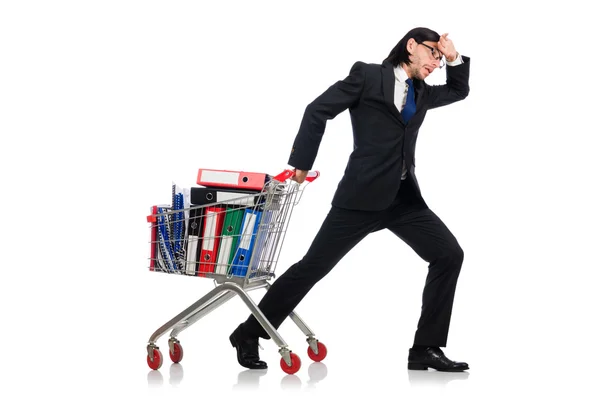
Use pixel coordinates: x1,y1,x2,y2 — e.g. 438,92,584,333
383,27,440,66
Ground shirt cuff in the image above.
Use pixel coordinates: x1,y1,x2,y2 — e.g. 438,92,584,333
446,53,463,66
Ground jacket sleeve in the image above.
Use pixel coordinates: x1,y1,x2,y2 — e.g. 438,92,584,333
425,55,470,110
288,61,366,171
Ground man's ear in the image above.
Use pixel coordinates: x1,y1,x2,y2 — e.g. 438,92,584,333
406,38,416,55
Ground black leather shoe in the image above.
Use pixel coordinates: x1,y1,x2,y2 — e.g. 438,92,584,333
408,347,469,372
229,324,268,370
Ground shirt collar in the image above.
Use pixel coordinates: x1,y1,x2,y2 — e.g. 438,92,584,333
393,65,409,83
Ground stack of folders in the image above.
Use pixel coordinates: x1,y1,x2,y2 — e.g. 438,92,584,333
184,169,273,278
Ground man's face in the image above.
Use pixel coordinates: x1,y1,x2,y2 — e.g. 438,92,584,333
407,39,443,80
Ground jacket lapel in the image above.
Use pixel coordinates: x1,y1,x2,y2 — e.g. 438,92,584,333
381,61,405,125
413,79,426,112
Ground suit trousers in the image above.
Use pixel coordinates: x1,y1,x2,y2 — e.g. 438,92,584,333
240,174,464,347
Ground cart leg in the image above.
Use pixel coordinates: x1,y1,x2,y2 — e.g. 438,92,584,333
167,281,273,339
262,283,327,361
222,282,300,370
148,284,234,344
288,309,327,360
170,290,236,338
224,282,288,348
288,310,315,338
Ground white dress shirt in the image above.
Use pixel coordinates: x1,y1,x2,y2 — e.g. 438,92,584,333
393,54,464,180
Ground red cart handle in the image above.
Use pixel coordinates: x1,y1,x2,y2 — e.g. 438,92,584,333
273,169,320,183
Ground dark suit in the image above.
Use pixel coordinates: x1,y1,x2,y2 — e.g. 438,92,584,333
289,57,469,210
241,57,470,347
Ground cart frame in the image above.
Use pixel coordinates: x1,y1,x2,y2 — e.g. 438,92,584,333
145,170,327,374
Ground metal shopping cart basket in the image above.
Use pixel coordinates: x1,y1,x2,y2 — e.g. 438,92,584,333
145,169,327,374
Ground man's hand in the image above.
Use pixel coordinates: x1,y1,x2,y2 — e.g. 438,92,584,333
438,33,458,62
292,169,308,184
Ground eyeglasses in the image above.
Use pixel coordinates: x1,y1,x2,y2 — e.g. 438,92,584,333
419,43,445,68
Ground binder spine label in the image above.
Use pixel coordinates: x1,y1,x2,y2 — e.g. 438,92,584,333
202,212,218,251
239,213,257,249
201,171,239,184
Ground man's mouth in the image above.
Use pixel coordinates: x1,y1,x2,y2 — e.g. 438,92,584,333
423,66,433,74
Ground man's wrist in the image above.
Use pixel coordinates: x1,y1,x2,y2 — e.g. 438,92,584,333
446,53,463,66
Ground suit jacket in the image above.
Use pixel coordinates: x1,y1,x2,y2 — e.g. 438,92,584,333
288,56,470,211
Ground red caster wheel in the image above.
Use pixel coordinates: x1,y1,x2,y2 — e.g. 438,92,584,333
147,348,163,370
280,352,302,375
307,341,327,362
169,342,184,363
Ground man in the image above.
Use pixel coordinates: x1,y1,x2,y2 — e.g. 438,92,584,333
229,27,470,372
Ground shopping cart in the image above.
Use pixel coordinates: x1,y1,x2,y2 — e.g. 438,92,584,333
145,169,327,374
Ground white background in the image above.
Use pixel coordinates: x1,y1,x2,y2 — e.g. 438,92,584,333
1,0,599,395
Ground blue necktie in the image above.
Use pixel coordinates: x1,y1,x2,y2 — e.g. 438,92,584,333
401,78,416,123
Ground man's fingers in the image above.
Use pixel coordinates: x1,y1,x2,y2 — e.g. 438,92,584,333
291,170,308,184
438,33,454,57
439,33,449,45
